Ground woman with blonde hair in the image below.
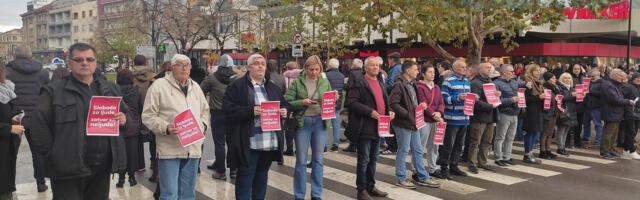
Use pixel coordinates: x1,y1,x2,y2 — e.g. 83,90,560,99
286,55,333,200
522,64,545,164
556,73,578,156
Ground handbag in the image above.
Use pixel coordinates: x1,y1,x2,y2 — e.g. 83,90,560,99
139,125,154,143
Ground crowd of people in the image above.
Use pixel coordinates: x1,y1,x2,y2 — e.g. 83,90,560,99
0,42,639,200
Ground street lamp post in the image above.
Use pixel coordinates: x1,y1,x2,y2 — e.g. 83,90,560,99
627,0,633,70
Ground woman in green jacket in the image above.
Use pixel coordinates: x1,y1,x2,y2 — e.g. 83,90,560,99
286,55,333,200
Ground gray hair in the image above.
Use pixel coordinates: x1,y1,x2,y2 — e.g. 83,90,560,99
364,56,379,67
452,59,466,70
498,64,513,73
588,68,601,77
488,58,501,67
375,56,383,65
171,54,190,66
15,45,32,59
610,68,625,78
351,58,363,69
327,58,339,69
247,54,265,65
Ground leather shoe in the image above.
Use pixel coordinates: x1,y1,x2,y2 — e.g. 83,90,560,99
37,184,48,192
494,160,507,167
357,190,374,200
468,166,479,174
479,165,496,172
368,187,388,197
450,167,468,177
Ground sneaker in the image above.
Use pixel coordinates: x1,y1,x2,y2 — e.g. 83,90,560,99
610,152,621,158
357,190,374,200
395,180,417,189
502,159,517,165
494,160,507,167
538,151,550,159
523,155,541,164
547,151,558,159
433,169,452,180
330,145,339,152
414,178,441,188
600,153,615,159
212,170,227,180
449,167,468,177
630,151,640,160
468,166,479,174
368,187,388,197
307,161,312,168
479,165,496,172
557,149,570,156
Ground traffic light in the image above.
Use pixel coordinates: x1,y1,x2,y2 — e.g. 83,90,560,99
62,53,67,58
158,44,166,53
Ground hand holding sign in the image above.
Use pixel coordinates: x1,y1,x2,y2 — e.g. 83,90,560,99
260,101,281,131
174,108,205,147
114,112,126,126
167,124,178,135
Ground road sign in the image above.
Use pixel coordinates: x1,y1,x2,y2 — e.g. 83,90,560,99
293,32,303,44
52,57,61,64
292,44,303,57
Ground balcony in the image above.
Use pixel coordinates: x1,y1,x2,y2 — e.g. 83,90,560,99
49,31,71,38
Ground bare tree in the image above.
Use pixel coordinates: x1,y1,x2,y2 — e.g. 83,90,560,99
162,0,210,54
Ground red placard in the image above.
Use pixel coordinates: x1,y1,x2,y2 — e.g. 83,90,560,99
433,122,447,145
582,78,591,93
517,88,526,108
483,83,501,106
378,115,393,137
415,104,426,129
321,91,337,120
463,93,477,116
556,95,565,112
260,101,281,131
86,96,122,136
543,89,552,109
174,108,205,147
576,84,585,102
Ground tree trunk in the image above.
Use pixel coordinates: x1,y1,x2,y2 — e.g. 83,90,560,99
466,37,483,67
424,38,457,64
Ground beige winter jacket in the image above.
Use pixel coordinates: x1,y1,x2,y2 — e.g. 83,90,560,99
142,72,210,159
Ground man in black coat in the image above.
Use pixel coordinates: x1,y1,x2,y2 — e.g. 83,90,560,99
620,72,640,160
30,43,130,200
583,69,604,145
343,58,364,152
345,56,393,199
6,46,50,192
223,54,289,200
600,69,635,159
468,62,500,173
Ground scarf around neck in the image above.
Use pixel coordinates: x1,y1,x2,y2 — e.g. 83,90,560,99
0,80,17,104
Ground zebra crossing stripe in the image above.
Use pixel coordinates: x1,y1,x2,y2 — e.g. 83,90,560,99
509,154,590,170
512,141,601,156
379,154,527,185
326,152,486,195
196,173,236,200
268,168,352,199
488,157,562,177
510,145,615,164
281,156,443,200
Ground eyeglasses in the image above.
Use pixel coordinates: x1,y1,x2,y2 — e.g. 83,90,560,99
250,62,266,66
174,63,191,68
70,57,96,63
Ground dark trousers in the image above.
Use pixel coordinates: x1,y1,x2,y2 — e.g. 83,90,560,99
356,138,380,191
285,129,295,152
621,119,639,152
601,121,621,155
468,123,494,167
211,110,228,173
461,126,471,161
437,125,467,169
149,135,157,160
235,150,273,200
568,112,584,147
51,166,110,200
25,129,46,185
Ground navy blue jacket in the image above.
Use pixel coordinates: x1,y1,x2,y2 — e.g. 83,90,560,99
601,79,629,122
326,68,345,110
494,77,522,116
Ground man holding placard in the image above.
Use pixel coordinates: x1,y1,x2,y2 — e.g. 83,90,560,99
142,54,211,200
467,62,500,174
493,64,522,166
389,61,440,189
224,54,288,200
31,43,129,200
345,56,395,199
436,59,471,180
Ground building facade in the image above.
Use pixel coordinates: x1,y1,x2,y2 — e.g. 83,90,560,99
21,3,56,64
0,29,23,64
48,0,73,50
71,0,98,44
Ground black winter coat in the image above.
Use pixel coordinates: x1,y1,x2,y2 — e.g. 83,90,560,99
470,76,499,123
119,84,142,138
345,74,390,140
542,83,559,122
223,73,289,169
585,79,603,110
601,79,629,122
30,76,130,180
0,101,19,194
557,84,578,126
344,68,364,94
326,68,345,109
6,58,50,124
571,73,586,113
621,82,640,120
523,85,544,133
389,76,418,130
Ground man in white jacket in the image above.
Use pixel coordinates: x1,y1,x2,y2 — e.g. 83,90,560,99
142,54,210,200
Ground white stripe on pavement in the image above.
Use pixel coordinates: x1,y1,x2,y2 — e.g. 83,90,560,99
281,156,442,200
488,157,561,177
196,173,236,200
327,152,486,195
512,141,601,156
268,168,351,199
509,154,590,170
15,178,157,200
511,145,615,164
379,154,527,185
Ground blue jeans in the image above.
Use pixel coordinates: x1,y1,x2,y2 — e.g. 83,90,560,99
331,109,342,147
356,138,380,191
394,126,429,182
211,110,227,173
235,150,273,200
583,109,603,144
294,115,327,198
516,118,524,140
524,132,540,153
158,158,199,200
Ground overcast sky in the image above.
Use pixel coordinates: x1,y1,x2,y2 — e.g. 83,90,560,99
0,0,29,32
